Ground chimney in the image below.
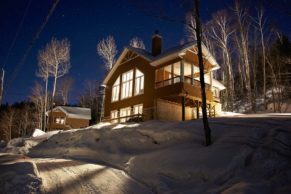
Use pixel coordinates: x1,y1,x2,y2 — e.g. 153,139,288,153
152,30,162,56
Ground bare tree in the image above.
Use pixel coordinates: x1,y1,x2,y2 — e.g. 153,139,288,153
0,68,4,106
29,82,45,130
129,37,146,49
78,80,98,108
43,37,71,102
233,0,252,107
97,36,117,70
0,107,15,141
252,6,267,109
57,76,73,105
209,10,235,111
37,48,51,130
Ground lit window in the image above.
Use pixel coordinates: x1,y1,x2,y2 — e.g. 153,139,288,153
60,118,65,124
121,70,133,99
111,110,119,123
120,107,131,122
135,69,144,95
55,118,60,124
55,117,65,124
133,104,143,115
112,76,120,102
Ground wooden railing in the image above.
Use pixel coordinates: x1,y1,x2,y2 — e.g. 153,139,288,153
102,113,143,123
155,76,211,90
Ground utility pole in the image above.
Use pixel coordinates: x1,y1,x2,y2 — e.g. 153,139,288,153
0,68,5,106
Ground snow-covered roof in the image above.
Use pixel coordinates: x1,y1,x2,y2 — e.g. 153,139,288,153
49,106,91,120
103,41,220,85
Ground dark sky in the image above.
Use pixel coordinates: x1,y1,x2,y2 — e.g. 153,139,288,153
0,0,290,104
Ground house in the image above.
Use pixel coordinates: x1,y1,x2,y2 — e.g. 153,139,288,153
47,106,91,130
102,32,225,123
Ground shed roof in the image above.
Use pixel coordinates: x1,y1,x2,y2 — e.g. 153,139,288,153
49,106,91,120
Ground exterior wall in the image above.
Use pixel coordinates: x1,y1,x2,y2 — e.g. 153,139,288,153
47,110,90,131
104,55,155,118
103,50,223,122
156,99,193,121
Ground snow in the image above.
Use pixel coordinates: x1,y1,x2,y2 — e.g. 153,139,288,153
32,128,46,137
1,114,291,193
0,154,42,194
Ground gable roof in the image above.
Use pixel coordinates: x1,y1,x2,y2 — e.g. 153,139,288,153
49,106,91,120
103,41,220,85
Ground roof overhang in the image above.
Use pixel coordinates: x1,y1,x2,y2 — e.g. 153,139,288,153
150,43,220,71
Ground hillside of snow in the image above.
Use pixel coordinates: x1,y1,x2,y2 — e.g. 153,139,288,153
23,116,291,194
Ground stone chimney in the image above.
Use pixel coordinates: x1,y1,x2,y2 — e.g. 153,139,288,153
152,30,162,56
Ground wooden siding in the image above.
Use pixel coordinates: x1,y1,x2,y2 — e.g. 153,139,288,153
104,55,155,117
47,111,90,131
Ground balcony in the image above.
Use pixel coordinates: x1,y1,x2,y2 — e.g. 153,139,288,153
155,76,213,101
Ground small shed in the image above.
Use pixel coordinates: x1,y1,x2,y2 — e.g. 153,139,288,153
47,106,91,130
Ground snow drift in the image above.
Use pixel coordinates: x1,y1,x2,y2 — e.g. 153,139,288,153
28,117,291,193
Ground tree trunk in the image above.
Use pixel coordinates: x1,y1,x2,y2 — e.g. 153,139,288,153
194,0,211,146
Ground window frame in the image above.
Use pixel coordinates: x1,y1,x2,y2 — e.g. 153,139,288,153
134,68,144,96
111,76,120,102
121,70,134,99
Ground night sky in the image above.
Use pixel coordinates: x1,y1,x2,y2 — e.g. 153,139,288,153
0,0,290,104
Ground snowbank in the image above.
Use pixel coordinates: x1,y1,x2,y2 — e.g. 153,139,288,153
28,116,291,193
0,154,42,194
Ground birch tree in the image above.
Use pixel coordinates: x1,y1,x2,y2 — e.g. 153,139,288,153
233,0,252,107
37,48,50,130
43,38,71,102
97,36,117,70
252,7,267,109
209,10,235,111
130,37,146,49
29,82,45,129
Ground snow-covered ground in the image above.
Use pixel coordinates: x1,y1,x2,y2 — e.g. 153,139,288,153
1,114,291,193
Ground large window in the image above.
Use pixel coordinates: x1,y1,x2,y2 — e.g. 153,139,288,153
112,76,120,102
133,104,143,115
120,107,131,122
111,110,119,123
135,69,144,95
121,70,133,99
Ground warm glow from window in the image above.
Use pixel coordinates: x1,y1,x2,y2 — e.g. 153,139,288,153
112,76,120,102
133,104,143,115
55,117,65,124
111,110,119,123
121,70,133,99
135,69,144,95
120,107,131,122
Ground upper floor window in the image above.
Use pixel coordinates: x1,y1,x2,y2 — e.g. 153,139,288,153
121,70,133,99
135,69,144,95
112,76,120,102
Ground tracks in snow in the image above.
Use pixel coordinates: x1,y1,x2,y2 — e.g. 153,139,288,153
33,158,153,194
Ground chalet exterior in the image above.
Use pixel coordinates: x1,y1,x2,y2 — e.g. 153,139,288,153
102,32,225,123
47,106,91,130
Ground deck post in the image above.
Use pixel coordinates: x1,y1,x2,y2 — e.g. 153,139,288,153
180,60,184,83
182,96,185,121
